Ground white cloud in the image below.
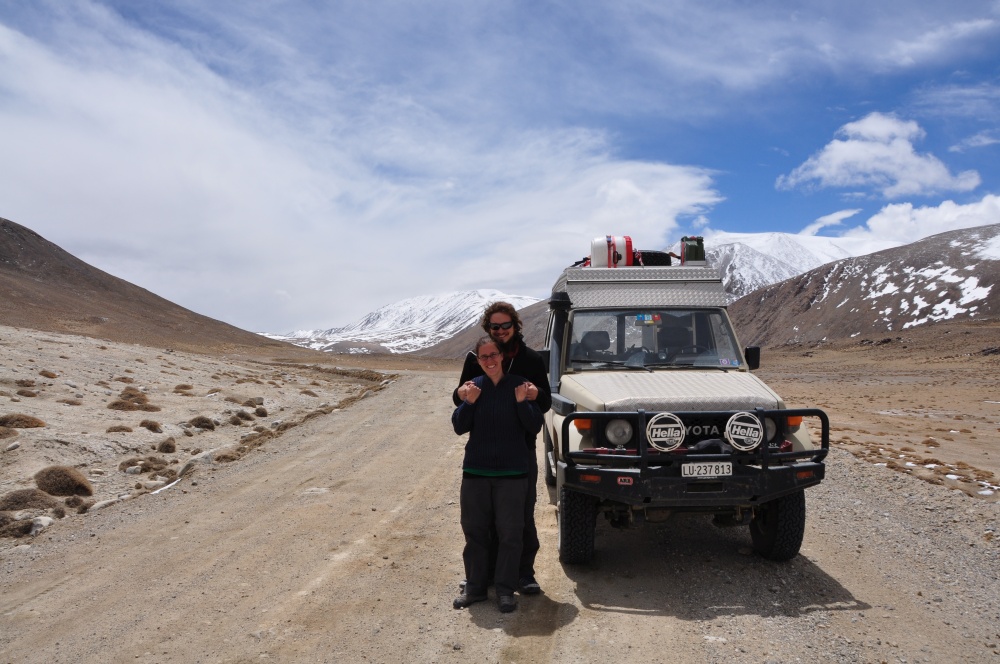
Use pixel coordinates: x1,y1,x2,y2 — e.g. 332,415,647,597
883,19,999,67
949,131,1000,152
842,194,1000,245
776,112,981,198
0,14,720,332
799,209,862,236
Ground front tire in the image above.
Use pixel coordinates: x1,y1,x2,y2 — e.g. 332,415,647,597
750,489,806,561
558,486,597,564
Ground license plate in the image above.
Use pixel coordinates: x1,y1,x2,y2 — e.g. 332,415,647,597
682,462,732,478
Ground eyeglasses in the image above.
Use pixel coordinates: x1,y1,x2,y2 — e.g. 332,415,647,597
477,351,501,362
489,321,514,331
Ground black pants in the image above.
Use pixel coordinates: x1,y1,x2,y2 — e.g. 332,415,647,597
478,456,539,584
460,474,528,597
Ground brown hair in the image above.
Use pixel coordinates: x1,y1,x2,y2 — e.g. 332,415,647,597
480,301,522,335
474,336,498,355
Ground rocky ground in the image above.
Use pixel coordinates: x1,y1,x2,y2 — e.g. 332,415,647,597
1,322,999,663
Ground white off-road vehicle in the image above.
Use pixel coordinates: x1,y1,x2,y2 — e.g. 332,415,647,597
542,237,829,563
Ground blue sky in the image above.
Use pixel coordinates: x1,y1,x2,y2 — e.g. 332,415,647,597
1,1,998,332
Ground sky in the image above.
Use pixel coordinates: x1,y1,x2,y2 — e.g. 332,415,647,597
1,1,999,333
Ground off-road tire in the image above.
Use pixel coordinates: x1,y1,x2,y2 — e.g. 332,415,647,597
750,489,806,561
558,486,597,564
543,429,556,487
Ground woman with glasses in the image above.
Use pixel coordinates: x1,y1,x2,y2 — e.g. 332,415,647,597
451,336,543,613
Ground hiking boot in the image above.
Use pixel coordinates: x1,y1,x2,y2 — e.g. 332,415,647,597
453,593,488,609
497,595,517,613
519,577,541,595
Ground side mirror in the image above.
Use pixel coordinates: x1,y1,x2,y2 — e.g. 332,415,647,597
744,346,760,370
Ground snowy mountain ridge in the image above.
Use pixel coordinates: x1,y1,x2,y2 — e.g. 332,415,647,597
266,289,539,354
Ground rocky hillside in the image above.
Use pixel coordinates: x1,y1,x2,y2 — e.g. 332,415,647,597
730,224,1000,346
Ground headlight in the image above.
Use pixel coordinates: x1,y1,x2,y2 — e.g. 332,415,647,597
764,417,777,443
605,419,633,446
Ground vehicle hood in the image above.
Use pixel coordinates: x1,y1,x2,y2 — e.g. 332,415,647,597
560,370,782,412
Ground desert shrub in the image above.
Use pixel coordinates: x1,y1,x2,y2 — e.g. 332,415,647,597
188,416,215,431
228,415,242,426
39,370,58,379
140,420,162,433
207,388,221,395
64,496,84,508
174,384,193,392
106,425,133,433
113,376,134,384
156,437,176,453
182,429,193,437
119,387,148,404
300,389,318,397
224,396,241,404
107,400,139,411
0,414,46,428
34,466,94,496
15,390,38,398
15,379,35,388
58,399,82,406
255,407,268,417
236,410,254,421
76,500,94,514
0,519,34,538
0,512,13,527
0,426,16,439
0,488,60,511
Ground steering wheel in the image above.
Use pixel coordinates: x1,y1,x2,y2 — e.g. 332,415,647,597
674,344,710,355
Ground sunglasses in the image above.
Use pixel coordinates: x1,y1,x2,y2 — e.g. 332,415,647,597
477,351,502,362
489,321,514,331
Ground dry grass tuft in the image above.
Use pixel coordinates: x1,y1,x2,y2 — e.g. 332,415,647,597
38,370,58,379
224,396,241,404
174,384,193,392
228,415,242,426
0,413,46,428
64,496,84,508
118,456,169,474
236,410,254,421
140,419,162,433
113,376,134,383
15,390,38,398
188,416,215,431
300,389,319,397
106,425,133,433
15,379,35,388
108,387,161,412
34,465,94,497
0,426,18,439
0,488,60,511
0,519,34,538
255,406,268,417
156,437,176,453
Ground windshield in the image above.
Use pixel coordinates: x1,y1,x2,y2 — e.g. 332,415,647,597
566,308,744,371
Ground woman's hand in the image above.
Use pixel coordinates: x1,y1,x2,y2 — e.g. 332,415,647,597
462,381,481,404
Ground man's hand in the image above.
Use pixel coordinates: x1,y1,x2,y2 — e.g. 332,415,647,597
461,381,481,404
514,382,530,403
522,382,538,401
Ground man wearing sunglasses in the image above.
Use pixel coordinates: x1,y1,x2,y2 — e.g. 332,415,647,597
453,301,552,596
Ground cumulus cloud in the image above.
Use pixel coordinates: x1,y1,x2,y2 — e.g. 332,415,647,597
842,194,1000,245
776,112,981,198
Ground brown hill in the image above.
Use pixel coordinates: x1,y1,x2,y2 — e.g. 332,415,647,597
0,217,294,355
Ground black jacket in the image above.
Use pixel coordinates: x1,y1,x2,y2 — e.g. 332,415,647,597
452,339,551,416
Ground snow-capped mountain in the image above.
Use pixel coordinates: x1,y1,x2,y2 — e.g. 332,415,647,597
729,224,1000,346
269,289,539,354
700,231,896,301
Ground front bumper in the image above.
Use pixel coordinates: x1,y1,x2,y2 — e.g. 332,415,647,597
559,408,829,508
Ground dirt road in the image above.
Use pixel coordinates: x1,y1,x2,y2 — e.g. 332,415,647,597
3,369,999,663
